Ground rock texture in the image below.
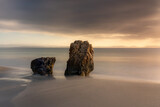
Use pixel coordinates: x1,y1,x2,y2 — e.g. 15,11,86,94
31,57,56,75
65,40,94,76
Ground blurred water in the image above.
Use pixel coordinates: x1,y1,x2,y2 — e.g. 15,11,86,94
0,48,160,81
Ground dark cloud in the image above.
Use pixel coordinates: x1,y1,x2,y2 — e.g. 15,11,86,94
0,0,159,38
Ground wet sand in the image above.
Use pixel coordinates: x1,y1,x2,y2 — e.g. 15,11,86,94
0,67,30,107
13,76,160,107
0,66,11,72
1,67,160,107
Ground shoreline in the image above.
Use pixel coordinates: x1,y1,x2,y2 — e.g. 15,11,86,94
1,67,160,107
13,76,160,107
0,67,30,107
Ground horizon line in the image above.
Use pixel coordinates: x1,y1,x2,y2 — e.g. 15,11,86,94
0,46,160,49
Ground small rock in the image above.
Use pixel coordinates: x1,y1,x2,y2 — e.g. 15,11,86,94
65,40,94,76
31,57,56,75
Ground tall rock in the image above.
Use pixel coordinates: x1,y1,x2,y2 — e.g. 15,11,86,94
31,57,56,75
65,40,94,76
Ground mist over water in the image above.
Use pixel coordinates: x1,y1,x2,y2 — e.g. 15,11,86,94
0,48,160,81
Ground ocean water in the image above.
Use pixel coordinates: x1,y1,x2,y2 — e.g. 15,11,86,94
0,48,160,81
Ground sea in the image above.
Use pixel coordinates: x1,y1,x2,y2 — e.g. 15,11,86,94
0,48,160,81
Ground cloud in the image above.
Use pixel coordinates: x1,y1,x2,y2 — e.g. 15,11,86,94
0,0,159,39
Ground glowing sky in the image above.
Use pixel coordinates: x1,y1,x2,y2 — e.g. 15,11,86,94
0,0,160,48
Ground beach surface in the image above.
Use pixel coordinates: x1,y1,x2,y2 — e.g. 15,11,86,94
0,67,160,107
0,66,30,107
12,75,160,107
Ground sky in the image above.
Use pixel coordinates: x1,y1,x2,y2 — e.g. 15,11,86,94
0,0,160,48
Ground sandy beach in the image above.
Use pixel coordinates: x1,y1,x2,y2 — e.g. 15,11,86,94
0,67,160,107
0,67,30,107
12,75,160,107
